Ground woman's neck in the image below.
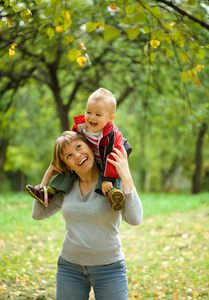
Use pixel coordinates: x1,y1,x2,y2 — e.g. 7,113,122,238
78,163,99,185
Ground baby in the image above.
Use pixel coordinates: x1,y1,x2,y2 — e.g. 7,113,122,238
26,88,132,211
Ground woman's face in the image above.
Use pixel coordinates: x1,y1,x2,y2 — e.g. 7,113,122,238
62,139,95,175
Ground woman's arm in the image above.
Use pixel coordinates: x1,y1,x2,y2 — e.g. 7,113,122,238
32,192,64,220
107,146,143,225
107,146,134,193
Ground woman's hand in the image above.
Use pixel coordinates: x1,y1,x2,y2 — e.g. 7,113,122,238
40,161,62,187
107,146,134,193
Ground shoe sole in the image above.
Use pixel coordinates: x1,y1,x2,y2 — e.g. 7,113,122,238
25,186,45,206
109,190,125,211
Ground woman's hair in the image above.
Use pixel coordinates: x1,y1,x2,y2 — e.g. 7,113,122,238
53,131,92,173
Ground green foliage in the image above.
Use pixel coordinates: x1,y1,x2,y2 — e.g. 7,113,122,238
0,0,209,193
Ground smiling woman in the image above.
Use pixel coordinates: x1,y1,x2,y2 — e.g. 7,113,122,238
53,131,99,196
31,130,143,300
53,131,94,174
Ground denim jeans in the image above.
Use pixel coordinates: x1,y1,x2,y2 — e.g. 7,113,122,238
56,256,128,300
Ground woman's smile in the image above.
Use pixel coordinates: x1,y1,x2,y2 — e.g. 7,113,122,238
63,141,95,174
78,157,88,166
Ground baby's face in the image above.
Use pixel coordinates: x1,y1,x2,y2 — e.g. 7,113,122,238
85,98,115,133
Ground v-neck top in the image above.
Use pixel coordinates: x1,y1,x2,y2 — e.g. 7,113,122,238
32,175,143,266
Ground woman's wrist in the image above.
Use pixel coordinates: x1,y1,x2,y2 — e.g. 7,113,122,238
121,171,134,193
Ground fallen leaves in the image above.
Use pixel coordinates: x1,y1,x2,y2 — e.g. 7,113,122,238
0,193,208,299
121,209,209,299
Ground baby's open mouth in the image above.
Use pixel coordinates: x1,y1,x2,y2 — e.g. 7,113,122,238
90,122,97,127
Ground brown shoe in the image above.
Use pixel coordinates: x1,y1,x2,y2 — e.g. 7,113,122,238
107,188,125,211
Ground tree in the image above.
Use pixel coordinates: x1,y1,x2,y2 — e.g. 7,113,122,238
0,0,209,192
192,122,208,193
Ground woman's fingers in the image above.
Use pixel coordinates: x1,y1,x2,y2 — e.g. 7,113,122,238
111,146,127,160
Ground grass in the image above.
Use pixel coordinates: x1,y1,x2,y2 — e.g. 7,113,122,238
0,191,208,299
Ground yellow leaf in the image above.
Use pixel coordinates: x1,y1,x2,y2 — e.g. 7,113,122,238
9,48,15,58
164,22,176,31
104,26,120,41
55,26,63,32
150,52,157,62
197,64,205,73
76,56,87,67
47,27,54,39
178,51,190,63
11,43,17,49
150,39,160,49
0,21,7,28
125,28,140,40
126,5,135,16
8,18,13,26
64,36,74,45
20,9,32,22
191,43,205,60
181,72,191,82
68,49,81,62
162,46,174,57
86,22,98,32
64,10,71,20
97,21,105,28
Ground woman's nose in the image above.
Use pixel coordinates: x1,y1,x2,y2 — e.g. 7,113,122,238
74,152,80,159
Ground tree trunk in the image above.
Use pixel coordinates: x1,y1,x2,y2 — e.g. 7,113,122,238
192,122,207,194
0,137,9,191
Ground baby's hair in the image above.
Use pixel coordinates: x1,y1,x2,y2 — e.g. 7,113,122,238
88,88,117,113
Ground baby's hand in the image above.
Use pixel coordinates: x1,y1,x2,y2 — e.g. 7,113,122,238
102,181,113,196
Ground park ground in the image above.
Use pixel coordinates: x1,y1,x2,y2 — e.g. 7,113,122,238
0,192,208,299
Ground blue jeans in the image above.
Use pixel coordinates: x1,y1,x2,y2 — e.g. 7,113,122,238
56,256,128,300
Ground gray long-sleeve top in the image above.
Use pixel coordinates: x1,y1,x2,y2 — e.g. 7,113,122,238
32,176,143,266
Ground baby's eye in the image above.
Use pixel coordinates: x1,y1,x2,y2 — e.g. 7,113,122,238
86,111,91,114
96,114,101,117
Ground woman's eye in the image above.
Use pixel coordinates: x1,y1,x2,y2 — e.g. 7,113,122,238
67,154,72,159
76,144,81,150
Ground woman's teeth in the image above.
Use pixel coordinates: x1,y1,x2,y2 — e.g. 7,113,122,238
78,157,87,166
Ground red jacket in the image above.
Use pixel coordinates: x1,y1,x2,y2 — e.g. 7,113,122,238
72,115,132,183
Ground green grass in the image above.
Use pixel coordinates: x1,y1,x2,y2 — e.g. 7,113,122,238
0,192,208,299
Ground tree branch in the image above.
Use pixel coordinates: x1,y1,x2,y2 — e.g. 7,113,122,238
155,0,209,31
117,86,134,106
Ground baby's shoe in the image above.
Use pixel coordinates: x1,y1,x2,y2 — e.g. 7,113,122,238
25,185,57,206
107,188,125,211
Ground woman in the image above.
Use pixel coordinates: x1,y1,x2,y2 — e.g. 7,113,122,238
32,131,143,300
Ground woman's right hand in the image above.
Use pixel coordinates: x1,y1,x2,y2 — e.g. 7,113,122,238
107,146,134,193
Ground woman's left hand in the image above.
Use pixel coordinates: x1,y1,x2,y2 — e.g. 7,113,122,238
107,146,134,193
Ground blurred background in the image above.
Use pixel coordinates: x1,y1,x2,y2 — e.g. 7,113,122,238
0,0,209,194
